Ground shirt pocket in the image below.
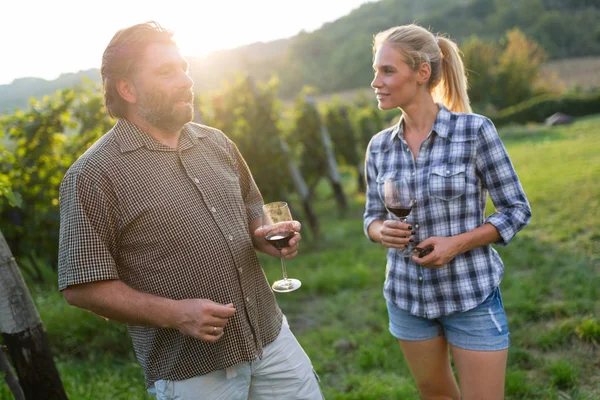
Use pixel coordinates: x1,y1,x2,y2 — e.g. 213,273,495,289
428,164,466,201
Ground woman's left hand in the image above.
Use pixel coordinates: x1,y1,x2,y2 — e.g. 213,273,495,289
412,236,462,268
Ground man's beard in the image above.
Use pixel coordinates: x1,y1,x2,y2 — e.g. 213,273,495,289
135,85,194,133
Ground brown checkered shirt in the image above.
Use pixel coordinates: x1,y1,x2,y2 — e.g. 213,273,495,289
58,119,283,388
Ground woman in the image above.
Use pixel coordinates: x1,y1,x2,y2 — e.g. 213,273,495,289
363,24,532,399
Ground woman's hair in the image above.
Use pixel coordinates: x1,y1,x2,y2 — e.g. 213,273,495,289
373,24,472,113
101,21,175,118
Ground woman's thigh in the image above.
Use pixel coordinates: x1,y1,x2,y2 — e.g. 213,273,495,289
387,300,459,399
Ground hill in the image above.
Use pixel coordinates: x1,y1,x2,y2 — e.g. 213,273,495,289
1,0,599,113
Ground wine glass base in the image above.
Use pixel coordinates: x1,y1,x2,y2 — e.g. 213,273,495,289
272,278,301,293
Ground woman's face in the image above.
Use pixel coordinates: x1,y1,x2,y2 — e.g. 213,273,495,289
371,42,420,110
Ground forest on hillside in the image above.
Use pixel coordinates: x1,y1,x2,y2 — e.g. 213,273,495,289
1,0,599,112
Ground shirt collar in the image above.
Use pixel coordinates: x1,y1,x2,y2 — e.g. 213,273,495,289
390,104,453,141
113,119,205,153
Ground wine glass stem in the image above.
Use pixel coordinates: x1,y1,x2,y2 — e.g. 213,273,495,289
279,254,289,282
402,218,411,255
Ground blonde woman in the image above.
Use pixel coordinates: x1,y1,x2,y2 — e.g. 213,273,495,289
363,24,531,399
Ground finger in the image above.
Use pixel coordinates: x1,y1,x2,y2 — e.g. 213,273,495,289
286,232,302,248
200,331,224,343
292,221,302,232
205,317,230,328
254,226,267,238
283,249,298,259
210,303,237,318
383,220,412,230
382,234,411,246
413,253,436,267
381,227,412,239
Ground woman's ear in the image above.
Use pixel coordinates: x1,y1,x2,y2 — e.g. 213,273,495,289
416,62,432,85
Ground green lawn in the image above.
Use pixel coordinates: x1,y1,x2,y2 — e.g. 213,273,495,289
1,117,599,399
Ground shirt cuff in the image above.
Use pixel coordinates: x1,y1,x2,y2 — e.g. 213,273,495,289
485,213,516,246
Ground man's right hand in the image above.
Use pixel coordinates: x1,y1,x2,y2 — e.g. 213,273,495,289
174,299,236,342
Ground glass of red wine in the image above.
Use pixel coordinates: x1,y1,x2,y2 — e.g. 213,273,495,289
262,202,301,293
384,178,416,255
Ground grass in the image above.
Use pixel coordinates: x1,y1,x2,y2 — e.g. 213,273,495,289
1,116,599,399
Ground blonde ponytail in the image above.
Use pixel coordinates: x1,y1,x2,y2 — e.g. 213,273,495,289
434,37,471,113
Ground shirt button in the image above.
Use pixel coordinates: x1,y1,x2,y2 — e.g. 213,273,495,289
446,170,450,175
406,148,410,152
412,172,415,176
194,178,200,183
415,224,420,229
228,235,233,241
211,207,216,213
418,276,423,281
246,297,250,302
238,267,243,273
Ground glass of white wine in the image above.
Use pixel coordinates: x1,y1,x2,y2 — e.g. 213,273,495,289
262,202,302,293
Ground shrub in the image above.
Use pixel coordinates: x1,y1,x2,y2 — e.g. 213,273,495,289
491,91,600,127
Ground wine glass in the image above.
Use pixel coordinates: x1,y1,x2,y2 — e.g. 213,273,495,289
384,178,416,255
262,202,302,293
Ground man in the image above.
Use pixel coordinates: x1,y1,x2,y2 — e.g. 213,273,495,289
58,21,323,399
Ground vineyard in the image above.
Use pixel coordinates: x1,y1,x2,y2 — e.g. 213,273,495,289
1,22,600,399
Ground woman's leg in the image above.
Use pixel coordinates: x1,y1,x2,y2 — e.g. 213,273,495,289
441,288,510,400
399,336,460,400
450,347,507,400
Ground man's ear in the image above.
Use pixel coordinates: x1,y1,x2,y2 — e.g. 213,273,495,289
116,78,137,105
417,62,432,85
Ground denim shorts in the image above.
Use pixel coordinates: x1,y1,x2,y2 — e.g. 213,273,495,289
386,287,509,351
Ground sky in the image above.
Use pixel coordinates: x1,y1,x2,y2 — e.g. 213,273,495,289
2,0,372,86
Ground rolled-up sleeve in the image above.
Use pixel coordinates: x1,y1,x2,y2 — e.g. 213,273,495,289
476,118,532,246
363,139,388,240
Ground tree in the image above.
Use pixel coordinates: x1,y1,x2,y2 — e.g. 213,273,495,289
0,84,111,281
201,76,320,238
325,99,364,193
462,35,500,108
495,28,547,108
291,90,347,213
0,229,67,399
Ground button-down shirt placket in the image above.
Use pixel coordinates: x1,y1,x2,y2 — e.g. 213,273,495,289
179,141,263,356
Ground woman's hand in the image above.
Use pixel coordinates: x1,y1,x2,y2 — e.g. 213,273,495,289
380,220,413,249
412,236,462,268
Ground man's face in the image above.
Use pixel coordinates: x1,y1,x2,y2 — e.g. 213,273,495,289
132,42,194,132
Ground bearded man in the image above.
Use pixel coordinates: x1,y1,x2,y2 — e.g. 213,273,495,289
57,21,323,400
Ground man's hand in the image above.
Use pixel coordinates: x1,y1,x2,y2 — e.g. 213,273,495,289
411,236,461,268
253,221,302,259
174,299,236,342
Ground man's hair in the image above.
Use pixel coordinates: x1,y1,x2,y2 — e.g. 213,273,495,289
101,21,175,118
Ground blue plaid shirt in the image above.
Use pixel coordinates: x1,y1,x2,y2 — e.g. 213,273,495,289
364,105,531,318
